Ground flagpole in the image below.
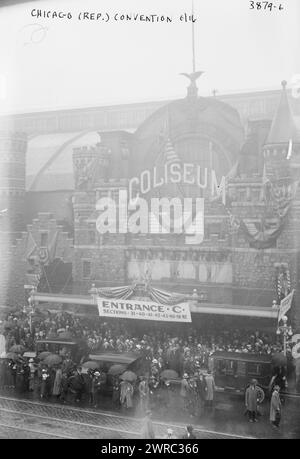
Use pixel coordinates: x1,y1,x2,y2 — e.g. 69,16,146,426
209,141,213,172
192,1,196,73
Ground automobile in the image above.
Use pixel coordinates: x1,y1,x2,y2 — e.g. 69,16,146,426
86,351,144,393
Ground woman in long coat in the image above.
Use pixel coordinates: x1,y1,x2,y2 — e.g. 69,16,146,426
52,367,63,399
270,385,281,428
120,380,134,409
180,374,190,411
204,371,215,407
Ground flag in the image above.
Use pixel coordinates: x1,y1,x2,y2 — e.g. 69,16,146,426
226,208,240,230
287,139,293,160
209,161,238,204
38,247,49,265
278,289,294,323
48,231,58,263
260,162,270,201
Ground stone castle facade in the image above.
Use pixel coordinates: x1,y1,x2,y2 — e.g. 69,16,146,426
0,82,300,328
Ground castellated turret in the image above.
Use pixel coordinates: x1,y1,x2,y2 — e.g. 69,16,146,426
0,131,27,234
0,131,27,311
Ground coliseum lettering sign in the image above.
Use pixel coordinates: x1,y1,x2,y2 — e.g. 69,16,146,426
97,297,191,323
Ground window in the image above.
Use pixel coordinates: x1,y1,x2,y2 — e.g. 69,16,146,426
82,261,92,279
248,363,260,376
40,232,48,247
237,361,247,376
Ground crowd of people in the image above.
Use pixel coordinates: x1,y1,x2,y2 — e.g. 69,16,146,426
0,308,293,431
1,308,287,363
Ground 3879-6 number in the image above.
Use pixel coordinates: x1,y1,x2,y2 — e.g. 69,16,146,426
249,2,284,11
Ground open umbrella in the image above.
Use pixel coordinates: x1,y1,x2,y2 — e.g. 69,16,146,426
82,361,100,370
44,354,62,367
9,345,25,354
4,352,18,360
120,370,137,382
108,364,126,376
160,369,179,380
38,351,52,360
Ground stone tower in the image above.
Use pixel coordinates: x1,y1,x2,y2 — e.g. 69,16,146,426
263,81,300,329
0,131,27,310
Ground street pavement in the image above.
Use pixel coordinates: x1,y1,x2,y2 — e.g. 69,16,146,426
0,392,299,439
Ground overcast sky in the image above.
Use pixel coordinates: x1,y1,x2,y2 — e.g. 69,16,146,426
0,0,299,114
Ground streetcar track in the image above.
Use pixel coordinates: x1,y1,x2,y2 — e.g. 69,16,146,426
0,395,253,439
0,421,74,439
0,407,139,437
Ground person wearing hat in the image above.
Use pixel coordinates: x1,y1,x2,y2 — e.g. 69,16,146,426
40,367,50,399
245,379,260,422
28,358,36,392
52,365,63,401
148,374,159,409
112,376,121,409
138,376,150,414
270,385,282,428
194,372,206,417
68,366,85,404
90,370,102,408
204,370,215,409
163,427,177,439
120,379,134,411
180,373,190,412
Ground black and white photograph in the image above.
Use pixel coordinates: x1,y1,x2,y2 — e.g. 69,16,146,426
0,0,300,442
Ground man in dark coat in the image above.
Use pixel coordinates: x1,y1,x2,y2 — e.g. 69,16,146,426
15,361,25,393
60,372,70,403
69,366,85,403
40,368,50,399
112,376,120,409
22,362,30,392
90,370,102,408
245,379,260,422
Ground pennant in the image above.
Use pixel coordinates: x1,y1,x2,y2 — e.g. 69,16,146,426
278,289,294,323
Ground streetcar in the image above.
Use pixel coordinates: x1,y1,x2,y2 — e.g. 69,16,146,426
211,351,272,393
35,338,81,362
